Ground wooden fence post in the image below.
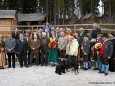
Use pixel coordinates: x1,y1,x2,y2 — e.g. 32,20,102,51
74,24,76,32
32,26,33,33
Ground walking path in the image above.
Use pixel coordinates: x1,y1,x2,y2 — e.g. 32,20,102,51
0,63,115,86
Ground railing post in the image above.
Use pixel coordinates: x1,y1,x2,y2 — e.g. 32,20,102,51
74,24,76,32
32,26,33,33
10,25,12,33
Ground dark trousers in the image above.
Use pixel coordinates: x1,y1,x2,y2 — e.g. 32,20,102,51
93,52,98,61
7,53,15,67
59,50,66,58
39,51,41,64
18,52,28,67
41,51,48,66
27,51,30,65
78,45,82,58
109,57,115,72
30,53,39,65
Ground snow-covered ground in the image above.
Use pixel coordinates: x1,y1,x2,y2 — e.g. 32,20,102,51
0,63,115,86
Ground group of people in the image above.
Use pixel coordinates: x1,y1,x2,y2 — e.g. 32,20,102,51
0,22,115,76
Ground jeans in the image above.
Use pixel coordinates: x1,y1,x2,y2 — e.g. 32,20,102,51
88,60,91,67
83,62,88,68
95,61,99,68
102,64,109,73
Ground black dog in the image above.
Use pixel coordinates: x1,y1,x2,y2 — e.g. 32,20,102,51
55,60,67,75
66,55,79,75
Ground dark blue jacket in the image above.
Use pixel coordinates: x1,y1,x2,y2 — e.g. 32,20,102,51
42,25,51,32
91,28,101,38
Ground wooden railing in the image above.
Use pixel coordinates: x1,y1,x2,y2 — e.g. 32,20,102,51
0,24,115,32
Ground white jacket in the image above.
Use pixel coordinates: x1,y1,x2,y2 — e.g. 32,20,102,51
66,39,79,56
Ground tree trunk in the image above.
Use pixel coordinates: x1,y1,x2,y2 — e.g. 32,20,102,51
80,0,83,21
57,0,60,25
112,0,114,23
54,0,57,25
109,0,112,23
46,0,49,22
57,11,59,25
91,0,93,23
49,0,51,24
63,0,65,25
4,0,7,9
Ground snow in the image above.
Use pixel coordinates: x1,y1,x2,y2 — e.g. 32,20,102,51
0,63,115,86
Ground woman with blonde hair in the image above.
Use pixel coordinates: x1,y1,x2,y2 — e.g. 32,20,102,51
0,35,6,69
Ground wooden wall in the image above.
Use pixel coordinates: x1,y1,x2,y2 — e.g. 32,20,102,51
0,18,17,36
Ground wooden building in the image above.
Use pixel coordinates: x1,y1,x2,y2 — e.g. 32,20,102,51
0,10,17,36
18,13,46,25
82,13,95,23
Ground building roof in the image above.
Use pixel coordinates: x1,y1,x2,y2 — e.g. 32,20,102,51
18,13,46,22
82,13,93,20
0,10,17,18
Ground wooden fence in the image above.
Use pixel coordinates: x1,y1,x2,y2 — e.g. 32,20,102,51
0,24,115,36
